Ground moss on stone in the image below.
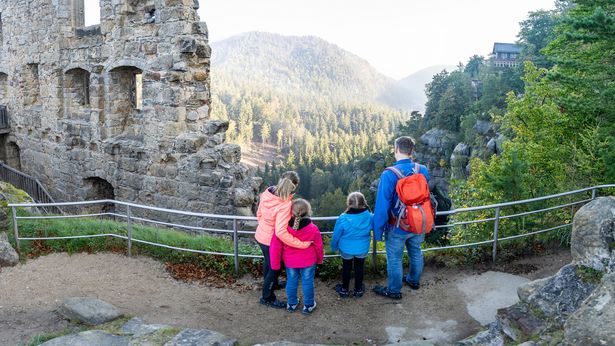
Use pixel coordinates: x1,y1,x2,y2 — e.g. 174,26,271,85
575,265,604,284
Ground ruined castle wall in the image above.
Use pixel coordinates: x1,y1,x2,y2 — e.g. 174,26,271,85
0,0,258,223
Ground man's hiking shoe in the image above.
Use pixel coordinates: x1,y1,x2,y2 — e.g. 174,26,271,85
287,302,299,313
273,280,286,290
335,283,350,298
372,285,402,300
302,302,317,315
259,298,286,309
405,280,420,290
353,284,365,298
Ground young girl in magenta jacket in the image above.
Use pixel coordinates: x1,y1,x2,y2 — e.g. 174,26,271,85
270,199,324,314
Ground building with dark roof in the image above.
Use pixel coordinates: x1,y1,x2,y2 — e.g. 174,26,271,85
491,43,522,68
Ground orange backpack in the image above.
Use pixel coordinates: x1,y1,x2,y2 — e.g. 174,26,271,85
386,164,436,234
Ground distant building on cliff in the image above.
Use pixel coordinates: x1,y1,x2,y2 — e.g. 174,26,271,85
491,43,522,68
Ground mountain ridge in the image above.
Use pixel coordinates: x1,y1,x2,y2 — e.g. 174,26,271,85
212,31,437,111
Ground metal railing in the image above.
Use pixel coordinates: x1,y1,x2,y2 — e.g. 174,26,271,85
8,184,615,275
0,162,63,215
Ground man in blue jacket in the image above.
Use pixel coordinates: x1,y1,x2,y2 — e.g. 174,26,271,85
373,136,429,300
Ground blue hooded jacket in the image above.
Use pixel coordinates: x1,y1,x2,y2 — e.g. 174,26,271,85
373,159,429,241
331,209,373,256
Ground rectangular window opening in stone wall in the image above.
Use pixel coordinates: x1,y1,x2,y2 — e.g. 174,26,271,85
108,66,143,135
64,68,91,118
84,0,101,26
23,64,40,106
0,73,7,102
131,72,143,110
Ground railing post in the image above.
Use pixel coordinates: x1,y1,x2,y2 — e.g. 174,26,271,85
11,206,20,254
492,207,500,264
126,206,132,257
233,219,239,276
372,233,377,272
591,188,597,200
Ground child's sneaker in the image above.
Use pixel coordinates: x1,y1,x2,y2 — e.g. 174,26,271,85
335,283,349,298
287,302,299,313
302,301,317,315
353,284,365,298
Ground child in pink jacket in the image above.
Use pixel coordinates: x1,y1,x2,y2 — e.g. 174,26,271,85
270,199,324,314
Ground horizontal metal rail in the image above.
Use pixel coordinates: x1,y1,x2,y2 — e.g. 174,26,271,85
8,184,614,273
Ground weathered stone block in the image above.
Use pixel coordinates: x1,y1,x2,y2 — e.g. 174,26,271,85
570,197,615,271
164,328,236,346
0,232,19,267
564,272,615,345
218,144,241,164
40,331,128,346
58,297,122,325
234,188,254,207
173,133,206,153
178,36,197,53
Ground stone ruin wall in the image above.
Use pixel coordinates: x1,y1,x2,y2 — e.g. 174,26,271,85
0,0,259,224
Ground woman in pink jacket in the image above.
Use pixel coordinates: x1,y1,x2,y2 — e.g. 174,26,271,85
270,199,324,314
255,171,311,308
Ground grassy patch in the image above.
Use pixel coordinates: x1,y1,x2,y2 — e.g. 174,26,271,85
25,327,87,346
575,265,604,284
97,316,133,335
8,210,263,283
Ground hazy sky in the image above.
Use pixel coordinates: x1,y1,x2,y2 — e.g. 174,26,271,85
85,0,556,79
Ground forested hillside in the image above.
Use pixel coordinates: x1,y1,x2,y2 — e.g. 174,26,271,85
212,32,416,110
211,0,614,226
210,32,414,215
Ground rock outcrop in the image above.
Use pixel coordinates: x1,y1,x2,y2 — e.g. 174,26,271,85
459,197,615,345
0,231,19,267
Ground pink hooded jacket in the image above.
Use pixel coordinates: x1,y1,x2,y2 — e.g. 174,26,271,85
270,221,324,270
254,187,311,249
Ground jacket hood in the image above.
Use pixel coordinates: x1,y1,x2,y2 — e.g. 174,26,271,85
259,186,292,209
340,210,372,227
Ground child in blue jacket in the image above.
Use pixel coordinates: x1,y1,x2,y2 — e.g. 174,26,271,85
331,191,373,298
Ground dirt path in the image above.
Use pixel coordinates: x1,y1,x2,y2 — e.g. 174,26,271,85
0,250,570,345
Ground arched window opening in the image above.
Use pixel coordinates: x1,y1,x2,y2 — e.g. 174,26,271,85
83,177,115,213
5,142,21,170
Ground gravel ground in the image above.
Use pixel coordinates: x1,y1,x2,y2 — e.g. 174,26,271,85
0,250,570,345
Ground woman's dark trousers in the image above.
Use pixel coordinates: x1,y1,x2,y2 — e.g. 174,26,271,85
259,243,280,301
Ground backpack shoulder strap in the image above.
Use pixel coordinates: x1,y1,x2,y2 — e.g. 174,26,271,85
412,163,419,174
385,166,405,179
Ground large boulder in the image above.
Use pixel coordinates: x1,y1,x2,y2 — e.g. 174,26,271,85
164,328,236,346
0,231,19,267
520,264,598,325
40,330,128,346
570,196,615,272
59,297,122,325
564,272,615,345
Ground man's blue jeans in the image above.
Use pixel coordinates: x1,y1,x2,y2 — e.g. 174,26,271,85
286,265,316,306
385,230,424,294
